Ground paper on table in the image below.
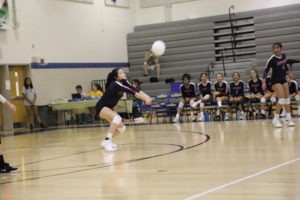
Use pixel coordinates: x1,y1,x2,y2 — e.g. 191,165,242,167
5,80,11,90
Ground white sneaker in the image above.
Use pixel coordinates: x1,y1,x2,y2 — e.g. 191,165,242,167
101,140,118,149
101,140,117,152
190,116,194,122
197,115,204,122
285,118,295,126
110,141,118,149
173,118,179,123
272,119,282,128
239,114,245,120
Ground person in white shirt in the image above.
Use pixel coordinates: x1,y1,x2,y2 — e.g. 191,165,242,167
0,94,18,173
22,77,45,130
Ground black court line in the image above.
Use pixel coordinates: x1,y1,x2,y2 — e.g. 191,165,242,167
19,143,184,172
0,130,210,185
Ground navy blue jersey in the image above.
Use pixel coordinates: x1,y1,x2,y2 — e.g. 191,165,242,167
289,80,298,95
198,81,212,97
214,81,229,96
265,76,274,92
180,82,196,98
230,81,245,97
248,79,264,94
264,53,289,84
96,80,140,110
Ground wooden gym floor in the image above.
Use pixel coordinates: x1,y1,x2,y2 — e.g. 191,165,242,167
0,119,300,200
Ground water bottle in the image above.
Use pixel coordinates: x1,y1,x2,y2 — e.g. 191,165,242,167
237,110,241,120
205,112,209,122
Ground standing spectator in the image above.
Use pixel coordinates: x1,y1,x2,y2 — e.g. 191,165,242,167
23,77,45,130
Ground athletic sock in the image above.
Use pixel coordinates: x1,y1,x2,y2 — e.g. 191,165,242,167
105,133,113,141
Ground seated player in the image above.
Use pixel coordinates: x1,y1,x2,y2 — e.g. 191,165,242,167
213,73,229,120
297,84,300,117
173,73,196,123
229,72,246,120
285,75,299,116
261,68,277,115
192,73,212,122
246,69,265,118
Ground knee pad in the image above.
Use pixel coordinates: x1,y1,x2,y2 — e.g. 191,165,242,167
117,125,126,133
286,98,290,105
112,115,122,125
178,101,184,109
278,98,286,105
189,100,195,107
271,97,277,103
260,98,266,103
200,102,204,108
295,95,300,101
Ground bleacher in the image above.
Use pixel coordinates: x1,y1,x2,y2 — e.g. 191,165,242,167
127,4,300,97
125,4,300,123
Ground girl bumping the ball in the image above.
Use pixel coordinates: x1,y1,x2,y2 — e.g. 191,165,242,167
96,68,152,151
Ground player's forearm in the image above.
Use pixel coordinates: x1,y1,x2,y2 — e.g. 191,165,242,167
0,94,7,104
135,92,151,102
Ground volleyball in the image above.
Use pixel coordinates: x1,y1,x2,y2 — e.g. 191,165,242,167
151,40,166,56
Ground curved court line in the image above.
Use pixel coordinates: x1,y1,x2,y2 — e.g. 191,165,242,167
184,156,300,200
20,143,184,172
0,130,210,185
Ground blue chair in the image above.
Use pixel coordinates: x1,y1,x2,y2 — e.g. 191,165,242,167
170,82,182,94
150,103,170,123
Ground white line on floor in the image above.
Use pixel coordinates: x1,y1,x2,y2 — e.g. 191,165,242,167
184,156,300,200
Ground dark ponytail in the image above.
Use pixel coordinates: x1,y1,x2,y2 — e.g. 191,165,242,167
105,68,121,90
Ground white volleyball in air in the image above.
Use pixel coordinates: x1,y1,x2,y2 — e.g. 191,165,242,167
151,40,166,56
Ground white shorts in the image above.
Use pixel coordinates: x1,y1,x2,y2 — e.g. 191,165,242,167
147,65,155,70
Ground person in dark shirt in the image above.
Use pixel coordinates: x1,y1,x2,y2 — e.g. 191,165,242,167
0,94,18,173
286,75,300,117
192,73,212,122
263,42,295,127
213,73,229,120
229,72,246,120
261,68,277,115
297,83,300,117
246,69,265,117
96,68,152,151
173,73,196,123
